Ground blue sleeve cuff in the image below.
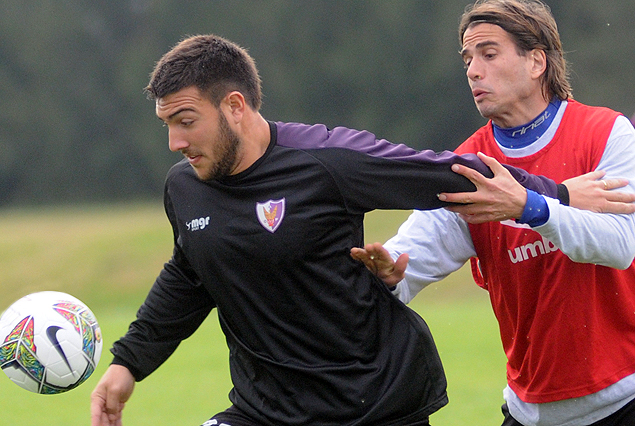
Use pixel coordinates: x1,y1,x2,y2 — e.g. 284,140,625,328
517,189,549,227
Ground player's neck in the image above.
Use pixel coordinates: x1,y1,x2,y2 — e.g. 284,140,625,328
492,99,561,149
233,112,271,174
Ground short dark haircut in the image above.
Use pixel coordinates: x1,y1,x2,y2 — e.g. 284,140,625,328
145,34,262,109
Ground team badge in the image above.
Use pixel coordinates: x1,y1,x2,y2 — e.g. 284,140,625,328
256,198,285,233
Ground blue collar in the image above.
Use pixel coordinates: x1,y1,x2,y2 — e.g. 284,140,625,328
493,99,561,149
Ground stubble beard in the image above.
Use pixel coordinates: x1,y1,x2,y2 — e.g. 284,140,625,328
200,112,241,181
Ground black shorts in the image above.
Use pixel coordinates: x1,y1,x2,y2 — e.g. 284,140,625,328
201,405,431,426
501,396,635,426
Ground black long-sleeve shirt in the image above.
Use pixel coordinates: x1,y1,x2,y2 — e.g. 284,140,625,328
112,121,561,425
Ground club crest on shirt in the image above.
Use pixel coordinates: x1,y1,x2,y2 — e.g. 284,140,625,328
256,198,285,233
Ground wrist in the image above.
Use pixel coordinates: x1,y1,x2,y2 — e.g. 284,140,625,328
557,183,570,206
517,189,549,226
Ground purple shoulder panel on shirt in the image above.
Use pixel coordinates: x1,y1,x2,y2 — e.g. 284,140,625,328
274,121,559,198
275,121,492,176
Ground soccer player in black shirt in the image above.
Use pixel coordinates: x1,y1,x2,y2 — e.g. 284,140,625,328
90,34,574,426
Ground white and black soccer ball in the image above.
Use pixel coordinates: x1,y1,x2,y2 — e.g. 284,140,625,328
0,291,102,394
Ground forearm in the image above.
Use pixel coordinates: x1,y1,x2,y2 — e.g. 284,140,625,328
533,117,635,268
111,259,215,380
534,197,635,268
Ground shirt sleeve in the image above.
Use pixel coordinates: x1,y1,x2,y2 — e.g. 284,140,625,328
532,115,635,269
110,189,216,381
385,208,476,304
275,122,564,205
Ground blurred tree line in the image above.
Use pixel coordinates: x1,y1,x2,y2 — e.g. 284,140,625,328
1,0,634,206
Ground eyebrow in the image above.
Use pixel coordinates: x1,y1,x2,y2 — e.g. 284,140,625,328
460,40,500,58
157,107,196,123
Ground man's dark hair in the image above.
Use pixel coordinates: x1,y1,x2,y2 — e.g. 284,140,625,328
145,34,262,109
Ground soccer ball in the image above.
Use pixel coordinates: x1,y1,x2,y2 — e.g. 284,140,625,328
0,291,102,394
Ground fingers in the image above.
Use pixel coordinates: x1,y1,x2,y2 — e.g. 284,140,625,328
604,202,635,214
349,247,367,262
449,152,504,183
563,170,635,213
90,365,134,426
476,151,507,173
90,394,107,426
438,191,475,204
105,389,125,424
90,392,122,426
580,170,607,182
604,190,635,203
596,176,635,213
602,177,630,191
439,152,515,205
566,170,629,192
361,242,392,261
350,243,406,287
392,253,409,279
351,243,386,262
350,243,387,272
449,162,488,188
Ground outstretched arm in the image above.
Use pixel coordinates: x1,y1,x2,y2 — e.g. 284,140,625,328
440,152,635,224
439,116,635,268
275,121,567,211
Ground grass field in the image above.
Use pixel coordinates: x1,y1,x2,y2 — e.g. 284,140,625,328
0,204,507,425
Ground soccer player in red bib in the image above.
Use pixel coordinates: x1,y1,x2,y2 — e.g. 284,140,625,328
353,1,635,425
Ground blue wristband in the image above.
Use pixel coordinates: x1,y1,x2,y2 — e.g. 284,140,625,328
517,189,549,227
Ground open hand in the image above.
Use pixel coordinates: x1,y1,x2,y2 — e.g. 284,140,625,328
564,170,635,214
350,242,408,287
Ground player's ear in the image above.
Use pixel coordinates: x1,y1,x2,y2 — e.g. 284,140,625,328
223,91,246,123
530,49,547,79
